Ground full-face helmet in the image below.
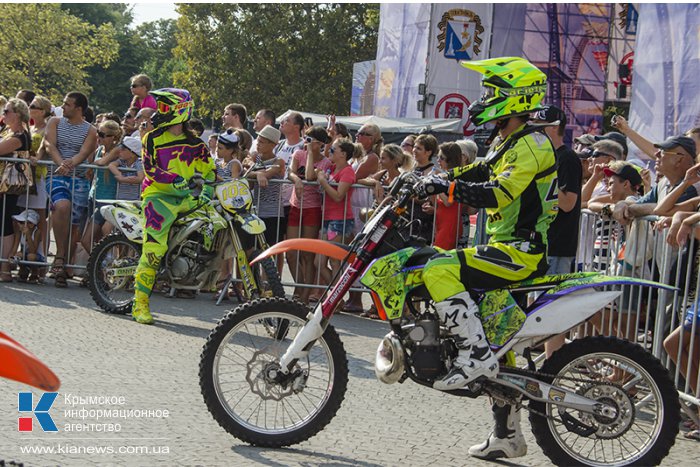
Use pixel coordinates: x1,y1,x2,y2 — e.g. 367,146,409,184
461,57,547,126
149,88,194,130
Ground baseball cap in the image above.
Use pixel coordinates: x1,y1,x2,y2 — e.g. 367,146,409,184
577,146,595,159
532,105,566,126
218,129,240,146
594,131,628,156
12,209,39,225
603,164,642,188
574,134,596,147
653,135,697,158
120,136,142,156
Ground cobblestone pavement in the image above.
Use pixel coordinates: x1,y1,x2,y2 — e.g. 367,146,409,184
0,280,698,466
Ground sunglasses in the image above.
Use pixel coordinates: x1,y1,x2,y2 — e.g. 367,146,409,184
330,147,336,154
661,149,690,158
402,143,414,148
29,104,41,110
591,151,613,159
305,136,323,144
356,131,372,137
130,83,142,88
438,156,447,161
2,109,12,115
97,131,115,138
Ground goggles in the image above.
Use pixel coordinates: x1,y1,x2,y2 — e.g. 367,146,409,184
156,100,193,114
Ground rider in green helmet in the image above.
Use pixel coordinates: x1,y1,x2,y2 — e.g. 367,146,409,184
415,57,557,459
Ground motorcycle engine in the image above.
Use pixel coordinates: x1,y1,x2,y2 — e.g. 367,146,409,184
168,238,208,282
408,319,446,380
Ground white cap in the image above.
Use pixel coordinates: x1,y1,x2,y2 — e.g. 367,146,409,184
120,136,142,156
12,209,39,225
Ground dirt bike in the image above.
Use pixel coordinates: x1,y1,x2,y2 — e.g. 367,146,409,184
87,171,284,314
199,171,680,466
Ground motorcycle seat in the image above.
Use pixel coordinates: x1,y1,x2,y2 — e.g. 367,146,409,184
505,272,598,292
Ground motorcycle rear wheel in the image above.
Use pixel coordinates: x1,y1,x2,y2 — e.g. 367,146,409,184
87,233,141,314
200,297,348,447
529,336,679,466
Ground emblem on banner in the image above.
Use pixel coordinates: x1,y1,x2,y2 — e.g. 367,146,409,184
434,93,475,136
437,9,484,60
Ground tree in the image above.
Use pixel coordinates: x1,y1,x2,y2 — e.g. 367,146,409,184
136,19,185,92
61,3,147,113
0,4,118,104
174,4,378,125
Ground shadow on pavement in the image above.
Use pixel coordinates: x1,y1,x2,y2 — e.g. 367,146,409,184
231,444,384,467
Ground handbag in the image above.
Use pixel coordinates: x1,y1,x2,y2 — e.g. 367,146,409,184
0,149,36,195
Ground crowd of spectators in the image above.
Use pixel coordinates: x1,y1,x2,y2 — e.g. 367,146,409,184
1,78,699,437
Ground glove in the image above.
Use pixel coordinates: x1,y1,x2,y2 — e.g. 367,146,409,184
199,186,213,204
172,176,189,192
415,175,450,199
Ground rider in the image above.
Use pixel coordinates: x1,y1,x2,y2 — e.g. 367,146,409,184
131,88,216,325
416,57,556,458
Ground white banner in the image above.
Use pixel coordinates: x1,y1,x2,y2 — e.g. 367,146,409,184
373,3,430,118
628,3,700,156
424,4,494,136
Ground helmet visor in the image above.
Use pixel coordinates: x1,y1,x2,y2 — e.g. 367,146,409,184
480,83,497,102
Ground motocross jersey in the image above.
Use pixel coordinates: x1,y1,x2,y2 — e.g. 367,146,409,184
141,127,216,199
447,124,557,248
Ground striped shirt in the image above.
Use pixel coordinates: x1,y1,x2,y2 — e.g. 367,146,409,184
56,118,91,178
116,158,143,201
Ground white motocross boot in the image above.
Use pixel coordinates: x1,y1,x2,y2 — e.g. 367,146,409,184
469,403,527,459
433,292,498,391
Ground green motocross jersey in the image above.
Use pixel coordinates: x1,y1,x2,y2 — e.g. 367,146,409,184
448,124,558,246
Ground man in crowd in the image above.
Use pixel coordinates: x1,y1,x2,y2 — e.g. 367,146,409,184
612,135,698,223
532,105,583,357
44,92,97,287
133,107,156,137
250,108,276,157
222,103,247,131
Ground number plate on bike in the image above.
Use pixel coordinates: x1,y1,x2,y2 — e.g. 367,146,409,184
216,180,253,212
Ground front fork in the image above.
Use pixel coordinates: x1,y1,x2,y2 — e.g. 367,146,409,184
279,255,366,372
228,225,267,298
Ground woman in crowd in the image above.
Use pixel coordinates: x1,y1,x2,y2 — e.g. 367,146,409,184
429,142,464,250
0,99,31,281
129,74,157,111
357,143,409,206
344,124,381,312
400,134,417,155
247,125,286,247
410,133,441,243
215,130,244,180
455,139,478,166
14,96,52,258
308,138,356,291
286,126,333,303
80,120,122,254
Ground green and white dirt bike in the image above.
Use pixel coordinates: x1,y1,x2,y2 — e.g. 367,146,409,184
87,174,284,314
200,172,680,466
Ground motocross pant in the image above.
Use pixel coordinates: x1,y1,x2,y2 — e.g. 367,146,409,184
133,194,200,307
422,242,548,302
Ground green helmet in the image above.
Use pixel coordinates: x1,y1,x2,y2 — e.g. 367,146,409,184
149,88,194,130
461,57,547,126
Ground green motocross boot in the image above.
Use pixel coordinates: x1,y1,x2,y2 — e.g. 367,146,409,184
131,297,154,325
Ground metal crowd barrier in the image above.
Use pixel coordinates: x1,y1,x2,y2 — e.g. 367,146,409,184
2,158,697,418
577,209,700,421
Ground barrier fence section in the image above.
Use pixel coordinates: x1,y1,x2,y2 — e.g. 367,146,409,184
0,158,697,418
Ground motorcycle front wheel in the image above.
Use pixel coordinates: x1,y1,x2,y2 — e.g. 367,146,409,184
529,336,680,466
200,297,348,447
87,233,141,314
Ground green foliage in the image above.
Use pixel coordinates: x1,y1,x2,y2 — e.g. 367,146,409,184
174,3,379,125
136,19,186,92
0,4,119,104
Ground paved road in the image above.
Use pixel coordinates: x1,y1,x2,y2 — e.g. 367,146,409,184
0,280,698,466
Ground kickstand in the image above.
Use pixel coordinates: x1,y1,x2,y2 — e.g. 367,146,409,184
215,275,235,306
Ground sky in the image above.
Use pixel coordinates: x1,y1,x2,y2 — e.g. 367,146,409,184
131,2,180,26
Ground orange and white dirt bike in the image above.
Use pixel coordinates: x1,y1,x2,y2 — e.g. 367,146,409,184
199,172,680,466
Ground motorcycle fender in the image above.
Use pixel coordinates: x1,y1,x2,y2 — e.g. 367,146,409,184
101,206,143,242
250,238,354,265
0,331,60,391
235,213,266,235
516,290,621,338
